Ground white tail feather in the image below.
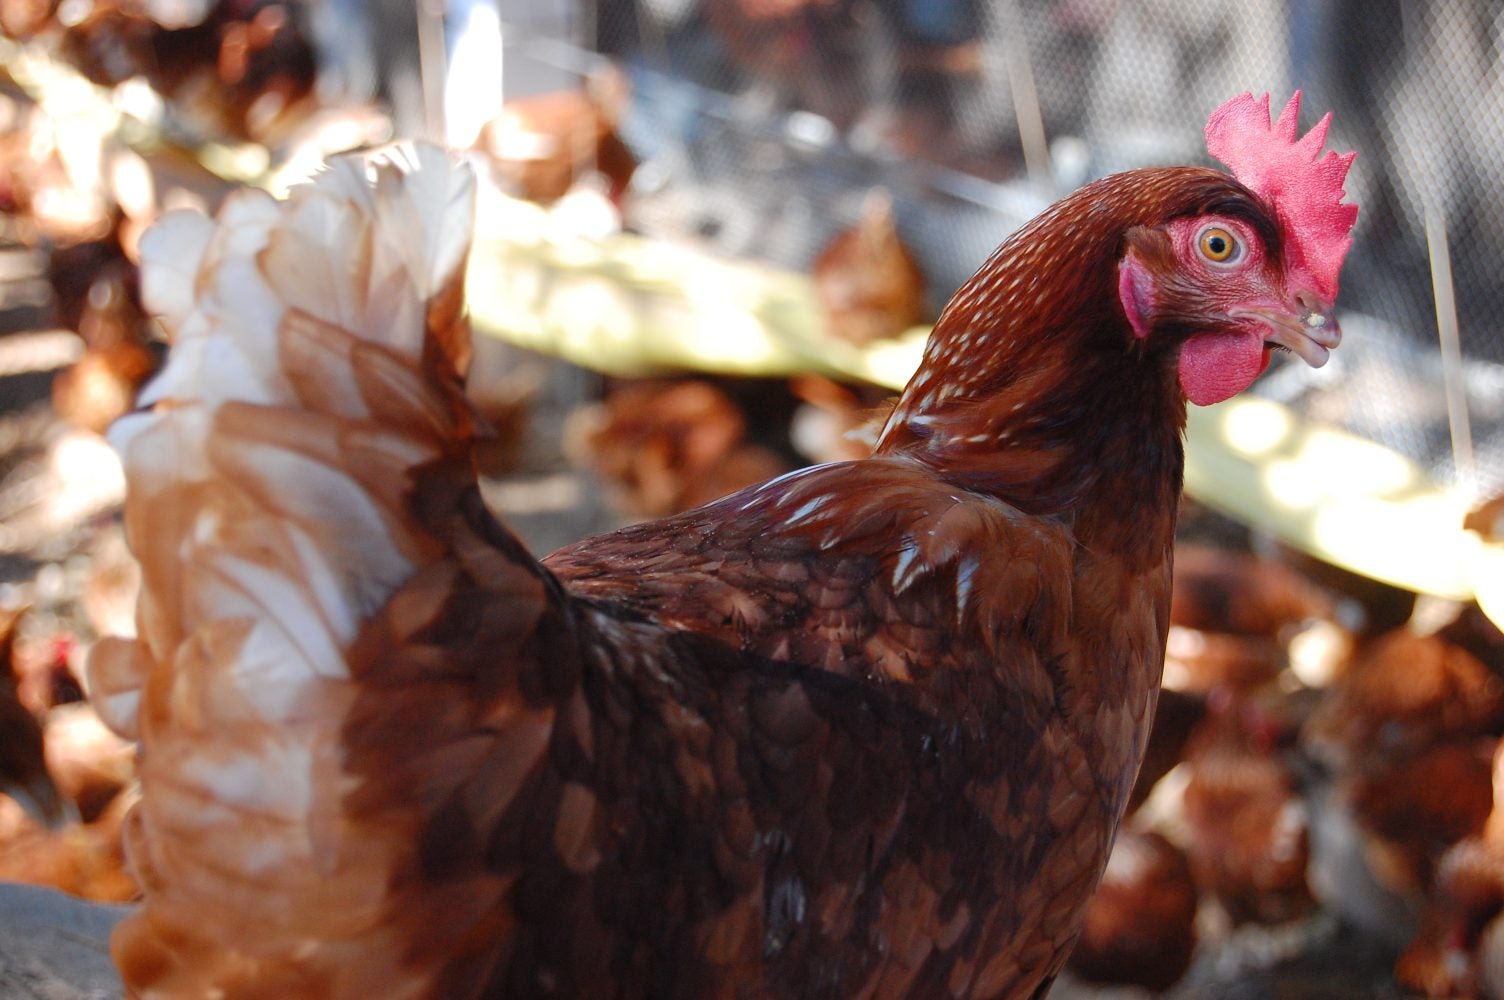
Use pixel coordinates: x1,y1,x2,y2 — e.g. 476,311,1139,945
89,144,476,997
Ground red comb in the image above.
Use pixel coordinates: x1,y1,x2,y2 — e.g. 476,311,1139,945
1205,91,1358,301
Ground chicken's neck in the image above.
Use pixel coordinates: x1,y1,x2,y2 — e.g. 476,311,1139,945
874,316,1185,570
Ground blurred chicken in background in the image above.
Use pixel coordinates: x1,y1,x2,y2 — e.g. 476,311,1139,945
44,217,156,435
1304,628,1504,948
0,778,135,903
1182,683,1318,928
0,607,67,830
1303,630,1504,769
812,187,927,346
0,608,136,905
1166,544,1339,693
704,0,870,131
474,64,637,209
1066,824,1199,992
1398,739,1504,999
567,378,789,518
1125,685,1206,816
34,0,319,144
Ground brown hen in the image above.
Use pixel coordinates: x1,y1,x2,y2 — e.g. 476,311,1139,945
812,189,928,346
1304,629,1503,947
89,93,1357,998
1066,824,1198,991
1166,544,1337,692
1397,739,1504,998
475,66,636,207
568,379,789,518
1181,685,1317,926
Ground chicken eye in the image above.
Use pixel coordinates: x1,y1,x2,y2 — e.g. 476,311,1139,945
1197,226,1241,264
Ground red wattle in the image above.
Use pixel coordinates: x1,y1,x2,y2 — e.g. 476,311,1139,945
1177,331,1270,406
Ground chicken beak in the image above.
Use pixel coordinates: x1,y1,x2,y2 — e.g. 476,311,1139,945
1231,293,1341,368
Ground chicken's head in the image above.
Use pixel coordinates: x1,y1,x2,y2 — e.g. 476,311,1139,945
1116,91,1358,406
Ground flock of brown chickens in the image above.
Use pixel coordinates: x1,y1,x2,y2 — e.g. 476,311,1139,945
1074,547,1504,997
1,10,1503,1000
3,0,318,144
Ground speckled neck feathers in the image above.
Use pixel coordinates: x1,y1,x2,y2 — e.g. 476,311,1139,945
873,168,1259,557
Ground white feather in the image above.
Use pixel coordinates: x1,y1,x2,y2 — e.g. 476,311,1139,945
90,143,478,994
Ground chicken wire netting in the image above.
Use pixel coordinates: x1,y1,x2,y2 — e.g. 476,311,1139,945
477,0,1500,498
